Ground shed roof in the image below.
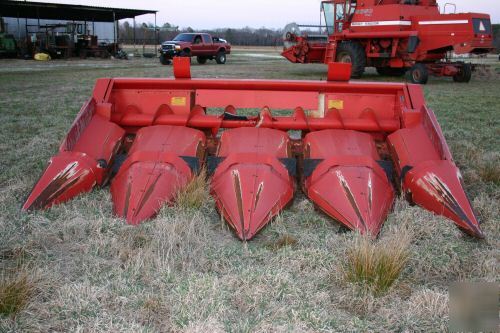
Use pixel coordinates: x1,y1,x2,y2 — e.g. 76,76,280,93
0,0,157,22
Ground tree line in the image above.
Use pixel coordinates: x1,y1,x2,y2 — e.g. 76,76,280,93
118,22,284,46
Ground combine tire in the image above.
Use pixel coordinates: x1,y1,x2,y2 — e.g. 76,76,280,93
376,67,407,77
407,63,429,84
197,56,208,64
453,63,472,83
159,54,171,65
215,51,227,64
336,41,366,78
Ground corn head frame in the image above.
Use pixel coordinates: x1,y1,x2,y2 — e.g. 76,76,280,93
23,59,484,240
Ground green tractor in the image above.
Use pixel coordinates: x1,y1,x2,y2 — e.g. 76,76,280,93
0,33,17,57
0,18,18,58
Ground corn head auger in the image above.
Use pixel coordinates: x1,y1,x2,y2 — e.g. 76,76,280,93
23,59,484,241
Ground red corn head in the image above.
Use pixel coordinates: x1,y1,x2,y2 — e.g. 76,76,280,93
111,125,205,225
211,128,294,240
304,130,394,236
23,61,484,240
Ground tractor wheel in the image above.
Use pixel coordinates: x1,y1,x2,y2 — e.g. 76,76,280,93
406,63,429,84
215,51,227,64
197,56,208,64
376,67,407,77
78,49,88,59
453,63,472,83
335,41,366,79
159,54,171,65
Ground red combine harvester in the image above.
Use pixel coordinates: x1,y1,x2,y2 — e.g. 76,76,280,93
282,0,494,83
23,59,484,240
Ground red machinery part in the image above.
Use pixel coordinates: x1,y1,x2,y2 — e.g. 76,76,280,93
211,128,295,240
23,113,125,211
281,0,494,81
387,126,483,238
304,130,394,237
110,125,205,225
22,60,484,240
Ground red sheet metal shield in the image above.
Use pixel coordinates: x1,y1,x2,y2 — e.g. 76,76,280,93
211,128,294,240
23,115,124,210
388,126,483,238
111,125,205,225
404,160,483,238
304,130,394,236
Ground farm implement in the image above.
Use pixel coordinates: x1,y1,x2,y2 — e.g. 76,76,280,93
23,59,484,240
281,0,494,83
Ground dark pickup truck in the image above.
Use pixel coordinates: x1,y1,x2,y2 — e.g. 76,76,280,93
159,33,231,65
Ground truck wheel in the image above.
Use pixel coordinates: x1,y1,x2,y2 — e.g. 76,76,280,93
406,63,429,84
376,67,406,77
159,54,171,65
179,50,192,63
197,56,207,64
453,63,472,83
215,51,226,64
336,41,366,78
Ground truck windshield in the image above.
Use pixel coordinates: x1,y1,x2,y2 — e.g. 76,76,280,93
173,34,194,42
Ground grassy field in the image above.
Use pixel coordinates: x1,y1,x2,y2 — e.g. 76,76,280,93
0,48,499,332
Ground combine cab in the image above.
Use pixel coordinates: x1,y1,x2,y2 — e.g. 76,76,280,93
282,0,494,84
23,59,484,240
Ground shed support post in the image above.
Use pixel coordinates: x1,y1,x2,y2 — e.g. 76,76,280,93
113,11,116,53
154,13,157,57
133,17,136,53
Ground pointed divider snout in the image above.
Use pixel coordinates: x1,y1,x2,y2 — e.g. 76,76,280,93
305,156,395,237
303,129,395,237
210,127,295,240
23,115,125,211
403,160,484,238
110,151,194,225
110,125,206,225
388,126,484,238
211,153,295,240
23,152,101,211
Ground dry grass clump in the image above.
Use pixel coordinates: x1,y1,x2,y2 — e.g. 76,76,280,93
175,168,210,210
0,272,34,317
266,235,298,251
125,211,210,274
343,227,412,296
408,289,448,319
477,158,500,185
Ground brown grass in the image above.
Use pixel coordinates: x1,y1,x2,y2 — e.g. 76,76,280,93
477,159,500,185
266,235,298,251
0,272,34,317
175,168,211,210
343,227,412,296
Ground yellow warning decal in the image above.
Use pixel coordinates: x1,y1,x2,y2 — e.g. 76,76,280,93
171,97,187,106
328,99,344,110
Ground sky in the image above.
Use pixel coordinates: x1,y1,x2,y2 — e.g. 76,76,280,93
27,0,500,29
